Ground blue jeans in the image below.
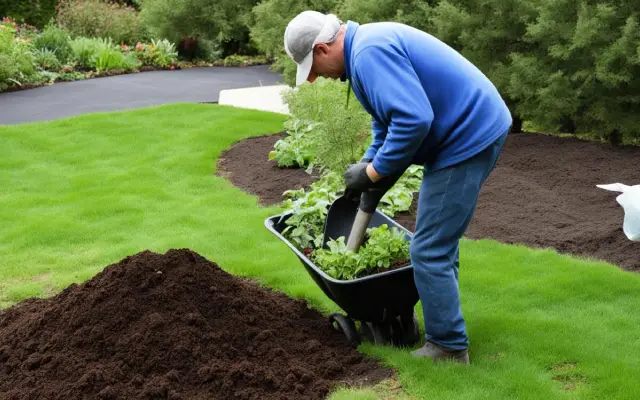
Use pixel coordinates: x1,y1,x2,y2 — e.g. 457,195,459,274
411,129,509,351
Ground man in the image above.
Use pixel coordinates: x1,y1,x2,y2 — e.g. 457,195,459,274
284,11,512,364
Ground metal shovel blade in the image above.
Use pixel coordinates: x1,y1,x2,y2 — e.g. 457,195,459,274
322,195,360,249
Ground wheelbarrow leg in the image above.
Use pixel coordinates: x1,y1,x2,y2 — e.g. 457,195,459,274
359,321,393,346
394,311,421,347
329,313,361,345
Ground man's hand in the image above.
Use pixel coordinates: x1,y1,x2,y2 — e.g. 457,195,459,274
344,162,373,191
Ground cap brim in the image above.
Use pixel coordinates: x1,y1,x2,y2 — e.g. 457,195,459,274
295,51,313,86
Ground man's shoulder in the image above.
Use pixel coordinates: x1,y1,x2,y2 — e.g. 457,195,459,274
351,22,425,59
352,22,402,49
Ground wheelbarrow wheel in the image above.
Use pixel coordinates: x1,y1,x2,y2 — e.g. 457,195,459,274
328,313,360,345
399,312,421,347
359,321,392,346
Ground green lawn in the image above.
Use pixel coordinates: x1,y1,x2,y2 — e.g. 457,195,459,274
2,104,640,399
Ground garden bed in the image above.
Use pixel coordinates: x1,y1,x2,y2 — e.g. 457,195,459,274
218,131,640,272
217,132,320,206
0,249,391,399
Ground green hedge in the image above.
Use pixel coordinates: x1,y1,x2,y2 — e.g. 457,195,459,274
247,0,640,144
0,0,57,28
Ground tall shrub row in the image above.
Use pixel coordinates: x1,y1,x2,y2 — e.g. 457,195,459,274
250,0,640,143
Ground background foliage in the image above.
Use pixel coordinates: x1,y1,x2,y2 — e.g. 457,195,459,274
0,0,57,28
0,0,638,141
0,17,178,91
139,0,261,59
248,0,640,144
56,0,147,45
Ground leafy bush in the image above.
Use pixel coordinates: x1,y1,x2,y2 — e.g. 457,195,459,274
0,0,57,28
32,23,73,64
33,48,62,72
268,118,316,168
94,46,140,73
56,0,147,45
0,20,40,90
69,36,140,72
428,0,538,133
56,71,87,81
69,37,115,70
280,78,372,175
148,39,177,66
139,0,260,59
313,224,410,280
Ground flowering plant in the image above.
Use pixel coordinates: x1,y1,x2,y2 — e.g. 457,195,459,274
1,17,39,40
122,39,177,68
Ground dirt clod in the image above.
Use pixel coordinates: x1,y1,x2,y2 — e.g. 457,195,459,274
0,249,390,399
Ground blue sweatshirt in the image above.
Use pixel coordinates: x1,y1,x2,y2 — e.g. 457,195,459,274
343,21,512,176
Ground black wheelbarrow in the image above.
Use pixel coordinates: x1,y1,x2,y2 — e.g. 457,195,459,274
265,172,421,347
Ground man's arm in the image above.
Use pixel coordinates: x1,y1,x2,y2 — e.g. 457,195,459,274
353,45,433,177
361,119,386,162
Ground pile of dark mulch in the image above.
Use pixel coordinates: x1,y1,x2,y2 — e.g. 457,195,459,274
217,131,640,271
0,249,391,399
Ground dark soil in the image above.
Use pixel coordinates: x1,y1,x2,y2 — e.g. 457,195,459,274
0,249,391,399
217,132,320,206
217,131,640,272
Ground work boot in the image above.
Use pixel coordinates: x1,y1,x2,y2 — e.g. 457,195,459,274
411,341,469,364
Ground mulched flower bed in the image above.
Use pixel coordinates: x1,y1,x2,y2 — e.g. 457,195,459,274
217,131,640,272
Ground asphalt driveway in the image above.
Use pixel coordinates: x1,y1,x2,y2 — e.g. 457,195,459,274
0,65,283,125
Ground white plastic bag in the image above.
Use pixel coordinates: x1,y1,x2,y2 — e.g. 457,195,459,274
596,183,640,241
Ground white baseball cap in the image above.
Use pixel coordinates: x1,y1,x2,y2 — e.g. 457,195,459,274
284,11,342,86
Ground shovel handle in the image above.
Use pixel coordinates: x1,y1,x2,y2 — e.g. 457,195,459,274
346,209,373,252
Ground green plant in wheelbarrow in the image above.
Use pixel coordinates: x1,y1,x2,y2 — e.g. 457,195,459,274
278,161,413,280
313,223,410,280
265,165,420,347
279,170,343,250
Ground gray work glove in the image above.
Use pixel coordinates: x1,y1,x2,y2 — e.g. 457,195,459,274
344,162,373,192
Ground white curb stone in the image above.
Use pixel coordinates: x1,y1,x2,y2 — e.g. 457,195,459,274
218,85,292,115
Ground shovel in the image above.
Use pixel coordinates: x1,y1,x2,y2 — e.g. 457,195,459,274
323,170,405,252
